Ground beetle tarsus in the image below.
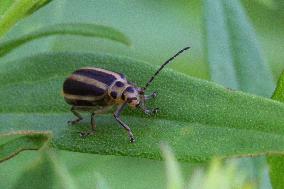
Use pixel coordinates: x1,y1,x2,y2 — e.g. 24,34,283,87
152,91,157,98
130,136,135,143
79,130,96,138
143,107,159,116
67,118,82,125
144,91,157,100
152,108,159,114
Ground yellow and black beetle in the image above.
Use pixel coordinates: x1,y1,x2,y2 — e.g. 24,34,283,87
63,47,190,142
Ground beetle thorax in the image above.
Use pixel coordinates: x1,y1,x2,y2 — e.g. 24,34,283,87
107,80,139,106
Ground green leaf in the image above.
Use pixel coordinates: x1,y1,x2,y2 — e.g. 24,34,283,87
203,0,275,96
189,159,254,189
253,0,276,8
0,23,131,57
271,71,284,102
0,131,51,162
161,144,183,189
267,71,284,189
1,52,284,162
12,149,76,189
0,0,52,37
203,0,275,186
0,0,13,16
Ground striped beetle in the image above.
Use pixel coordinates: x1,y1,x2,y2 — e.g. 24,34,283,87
63,47,190,142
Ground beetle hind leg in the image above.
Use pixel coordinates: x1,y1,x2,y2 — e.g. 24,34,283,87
68,106,83,125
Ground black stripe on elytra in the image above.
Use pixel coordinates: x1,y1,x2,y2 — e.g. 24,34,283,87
63,78,105,96
64,98,94,106
74,69,117,85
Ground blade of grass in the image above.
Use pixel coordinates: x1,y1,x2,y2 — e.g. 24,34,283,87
267,71,284,189
0,0,14,16
203,0,275,96
0,0,52,37
161,144,183,189
0,23,131,57
203,0,275,187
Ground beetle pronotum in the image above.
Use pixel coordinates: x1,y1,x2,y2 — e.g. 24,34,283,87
63,47,190,142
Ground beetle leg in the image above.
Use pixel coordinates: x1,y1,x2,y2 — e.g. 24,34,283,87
144,91,157,101
141,106,159,115
68,106,83,125
139,99,159,115
79,106,114,138
80,112,96,138
113,103,135,143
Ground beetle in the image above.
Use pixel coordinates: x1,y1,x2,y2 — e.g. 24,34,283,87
63,47,190,142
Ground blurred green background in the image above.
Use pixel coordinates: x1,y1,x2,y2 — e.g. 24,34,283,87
0,0,283,188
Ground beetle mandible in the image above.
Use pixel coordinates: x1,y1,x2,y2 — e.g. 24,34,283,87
63,47,190,142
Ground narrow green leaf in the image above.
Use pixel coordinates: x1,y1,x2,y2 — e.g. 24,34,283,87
253,0,276,8
0,131,51,162
271,71,284,101
203,0,275,187
12,149,76,189
0,23,131,57
0,0,14,16
0,0,52,37
191,159,254,189
1,52,284,161
203,0,275,96
267,71,284,189
161,144,183,189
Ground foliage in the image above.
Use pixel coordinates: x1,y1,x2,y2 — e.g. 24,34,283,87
0,23,130,57
0,0,52,37
1,52,284,162
0,0,283,188
267,71,284,189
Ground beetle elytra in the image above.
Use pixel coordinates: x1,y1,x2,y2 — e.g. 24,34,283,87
63,47,190,142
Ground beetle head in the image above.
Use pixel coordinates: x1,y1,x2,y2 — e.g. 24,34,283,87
122,86,141,108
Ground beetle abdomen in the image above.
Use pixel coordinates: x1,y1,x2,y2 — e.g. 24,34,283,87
63,67,125,106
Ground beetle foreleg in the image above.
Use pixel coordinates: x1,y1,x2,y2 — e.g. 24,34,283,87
141,106,159,115
144,91,157,101
113,103,135,143
68,106,83,125
139,98,159,115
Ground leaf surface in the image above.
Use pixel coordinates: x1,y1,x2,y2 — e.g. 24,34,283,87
0,52,284,161
0,23,130,57
203,0,274,96
0,131,51,162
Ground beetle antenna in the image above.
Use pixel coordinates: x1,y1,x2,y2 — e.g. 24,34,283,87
143,47,191,91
